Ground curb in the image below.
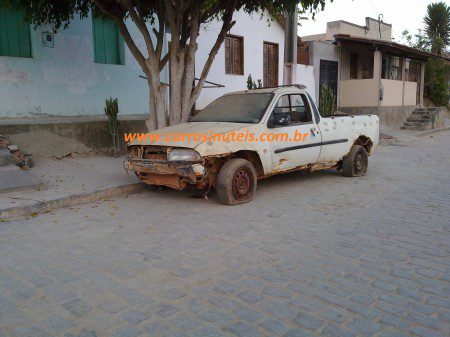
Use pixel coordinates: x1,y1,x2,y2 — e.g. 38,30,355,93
0,183,146,220
0,181,46,195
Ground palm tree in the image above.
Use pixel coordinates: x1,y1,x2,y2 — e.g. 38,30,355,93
424,2,450,55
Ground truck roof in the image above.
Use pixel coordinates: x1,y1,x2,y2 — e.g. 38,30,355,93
226,84,307,96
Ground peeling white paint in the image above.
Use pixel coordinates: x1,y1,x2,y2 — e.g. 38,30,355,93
0,63,28,86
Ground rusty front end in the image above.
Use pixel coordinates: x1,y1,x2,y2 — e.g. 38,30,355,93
125,145,209,190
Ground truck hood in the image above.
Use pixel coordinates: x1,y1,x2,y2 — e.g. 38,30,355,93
129,122,252,149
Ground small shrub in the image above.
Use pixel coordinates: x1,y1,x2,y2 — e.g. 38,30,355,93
246,74,263,89
319,83,336,116
426,59,449,107
246,74,254,90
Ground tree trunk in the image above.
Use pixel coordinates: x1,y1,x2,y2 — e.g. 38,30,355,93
144,58,167,130
169,46,185,125
145,86,157,131
154,84,167,129
180,19,199,123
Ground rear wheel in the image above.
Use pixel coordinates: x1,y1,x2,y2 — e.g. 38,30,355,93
217,158,257,205
342,145,368,177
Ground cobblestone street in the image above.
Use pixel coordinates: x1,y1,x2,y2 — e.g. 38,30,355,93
0,132,449,337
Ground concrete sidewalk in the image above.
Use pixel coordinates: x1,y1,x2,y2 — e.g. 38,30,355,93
380,117,450,144
0,156,145,220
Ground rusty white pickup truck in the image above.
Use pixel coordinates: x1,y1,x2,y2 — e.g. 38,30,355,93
125,85,379,205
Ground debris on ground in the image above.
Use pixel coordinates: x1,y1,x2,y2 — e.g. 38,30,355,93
52,151,95,160
53,152,81,160
0,135,33,170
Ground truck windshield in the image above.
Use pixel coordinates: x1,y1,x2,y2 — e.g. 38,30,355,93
191,93,273,123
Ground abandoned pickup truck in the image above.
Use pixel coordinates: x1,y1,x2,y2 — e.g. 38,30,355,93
125,85,379,205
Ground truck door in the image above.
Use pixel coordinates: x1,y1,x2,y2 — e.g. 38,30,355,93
267,93,322,172
305,92,351,164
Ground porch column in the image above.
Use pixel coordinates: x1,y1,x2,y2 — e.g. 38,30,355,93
373,50,382,112
401,58,407,106
419,61,426,106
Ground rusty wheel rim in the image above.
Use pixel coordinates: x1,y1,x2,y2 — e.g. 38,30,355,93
354,152,366,174
232,169,251,200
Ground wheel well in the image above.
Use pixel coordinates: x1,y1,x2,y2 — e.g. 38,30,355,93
233,151,264,177
354,135,373,153
202,151,264,187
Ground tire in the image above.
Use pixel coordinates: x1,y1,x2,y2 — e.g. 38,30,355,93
216,158,257,205
342,145,368,177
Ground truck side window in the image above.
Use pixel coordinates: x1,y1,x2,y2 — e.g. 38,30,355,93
270,94,313,126
290,94,312,124
273,95,290,114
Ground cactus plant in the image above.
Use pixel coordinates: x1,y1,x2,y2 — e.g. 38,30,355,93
104,97,119,157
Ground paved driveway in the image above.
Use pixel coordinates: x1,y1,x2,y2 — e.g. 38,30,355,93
0,132,449,337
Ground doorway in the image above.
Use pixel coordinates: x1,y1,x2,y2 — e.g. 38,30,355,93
319,59,338,105
263,42,279,87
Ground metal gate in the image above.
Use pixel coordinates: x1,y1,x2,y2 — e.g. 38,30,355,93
319,59,338,105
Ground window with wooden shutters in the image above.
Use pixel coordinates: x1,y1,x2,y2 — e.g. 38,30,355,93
225,35,243,75
0,5,31,58
92,14,125,65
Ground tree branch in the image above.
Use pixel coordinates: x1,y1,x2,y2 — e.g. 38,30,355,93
155,10,166,59
163,0,177,30
122,0,156,57
113,18,148,75
191,0,238,102
180,12,200,120
159,49,170,71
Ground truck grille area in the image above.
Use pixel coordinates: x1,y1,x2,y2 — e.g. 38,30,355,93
128,145,169,161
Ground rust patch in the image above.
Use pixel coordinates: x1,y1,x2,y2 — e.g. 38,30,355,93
131,162,174,175
261,164,310,179
138,173,186,190
310,161,338,172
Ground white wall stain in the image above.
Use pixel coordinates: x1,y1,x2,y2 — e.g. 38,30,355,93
42,35,99,94
104,71,111,81
0,63,28,86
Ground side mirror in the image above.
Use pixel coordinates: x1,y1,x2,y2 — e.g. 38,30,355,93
270,113,291,127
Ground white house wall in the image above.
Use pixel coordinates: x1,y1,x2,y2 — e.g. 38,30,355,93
0,14,161,118
325,18,392,42
296,64,316,104
195,10,285,110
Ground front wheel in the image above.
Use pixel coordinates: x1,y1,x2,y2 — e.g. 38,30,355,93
342,145,368,177
217,158,257,205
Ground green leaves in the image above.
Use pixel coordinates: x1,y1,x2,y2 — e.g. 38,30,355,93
319,83,336,117
424,1,450,54
426,59,449,107
1,0,91,30
8,0,330,31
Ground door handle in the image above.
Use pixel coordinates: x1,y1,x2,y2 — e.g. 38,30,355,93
310,128,317,137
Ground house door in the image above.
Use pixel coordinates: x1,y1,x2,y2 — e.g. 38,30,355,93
263,42,279,87
319,60,338,105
